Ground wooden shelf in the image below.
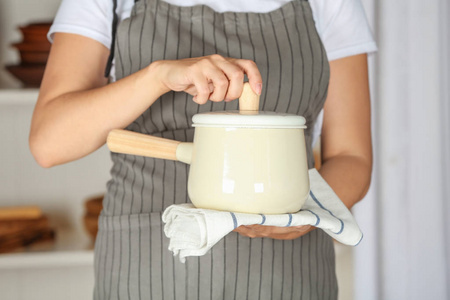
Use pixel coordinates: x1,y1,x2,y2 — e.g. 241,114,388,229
0,250,93,269
0,88,39,105
0,227,94,269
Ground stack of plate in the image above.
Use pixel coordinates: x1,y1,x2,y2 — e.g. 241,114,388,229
0,206,55,253
6,22,52,87
83,195,104,243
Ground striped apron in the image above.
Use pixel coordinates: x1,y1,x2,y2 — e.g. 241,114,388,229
94,0,336,299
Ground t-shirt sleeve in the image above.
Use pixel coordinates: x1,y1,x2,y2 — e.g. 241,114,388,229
309,0,377,148
310,0,377,61
47,0,117,49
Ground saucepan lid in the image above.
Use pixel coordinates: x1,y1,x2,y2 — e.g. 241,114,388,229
192,83,306,129
192,111,306,129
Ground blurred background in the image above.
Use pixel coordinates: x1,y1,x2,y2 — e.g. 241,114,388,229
0,0,448,299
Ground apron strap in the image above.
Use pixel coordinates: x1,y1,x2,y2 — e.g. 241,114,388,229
104,0,119,77
105,0,140,77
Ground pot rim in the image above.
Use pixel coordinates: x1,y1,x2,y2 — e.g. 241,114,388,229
192,110,307,129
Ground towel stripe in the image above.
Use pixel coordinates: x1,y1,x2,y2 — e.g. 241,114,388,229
259,214,266,225
355,233,364,246
230,212,238,229
304,209,321,226
310,190,345,234
286,213,293,227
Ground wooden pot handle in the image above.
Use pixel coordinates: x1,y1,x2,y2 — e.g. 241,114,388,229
107,129,181,160
239,82,260,112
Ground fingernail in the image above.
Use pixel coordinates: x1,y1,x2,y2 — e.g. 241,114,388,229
256,83,262,95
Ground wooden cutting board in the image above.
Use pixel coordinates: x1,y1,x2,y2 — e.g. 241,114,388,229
0,216,49,236
0,206,42,221
0,228,55,253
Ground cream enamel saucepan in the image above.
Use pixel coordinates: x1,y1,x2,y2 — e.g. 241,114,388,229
107,83,309,214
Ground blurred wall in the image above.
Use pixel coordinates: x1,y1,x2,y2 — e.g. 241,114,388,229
354,0,450,299
0,0,60,88
0,0,112,256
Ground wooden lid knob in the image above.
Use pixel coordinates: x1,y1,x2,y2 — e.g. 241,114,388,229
239,82,260,112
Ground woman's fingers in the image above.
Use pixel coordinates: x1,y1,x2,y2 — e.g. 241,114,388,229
159,55,262,104
203,67,229,102
214,59,245,101
233,225,314,240
232,59,263,95
233,225,259,238
184,82,214,97
191,72,213,105
197,55,262,102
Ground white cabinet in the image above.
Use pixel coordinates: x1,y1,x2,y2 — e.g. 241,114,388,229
0,3,104,297
0,263,94,300
0,89,110,299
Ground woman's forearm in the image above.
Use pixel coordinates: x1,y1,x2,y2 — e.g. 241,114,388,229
318,154,372,209
30,33,262,168
30,63,168,168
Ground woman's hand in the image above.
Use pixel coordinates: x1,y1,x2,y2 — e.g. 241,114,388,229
233,225,314,240
30,33,263,168
152,54,263,105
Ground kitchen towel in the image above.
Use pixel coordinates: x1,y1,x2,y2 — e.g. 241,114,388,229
162,168,363,263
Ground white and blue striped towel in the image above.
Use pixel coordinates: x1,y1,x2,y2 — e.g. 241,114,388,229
162,168,363,263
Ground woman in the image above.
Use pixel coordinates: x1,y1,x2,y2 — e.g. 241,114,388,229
30,0,376,299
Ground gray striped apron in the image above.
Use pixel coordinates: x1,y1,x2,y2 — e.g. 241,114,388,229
94,0,337,299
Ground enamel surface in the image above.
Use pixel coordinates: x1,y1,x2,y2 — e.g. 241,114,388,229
187,127,309,214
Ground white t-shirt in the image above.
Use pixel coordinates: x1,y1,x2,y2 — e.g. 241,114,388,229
48,0,377,146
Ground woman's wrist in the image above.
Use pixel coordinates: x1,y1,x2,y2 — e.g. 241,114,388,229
318,154,372,210
145,60,172,97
